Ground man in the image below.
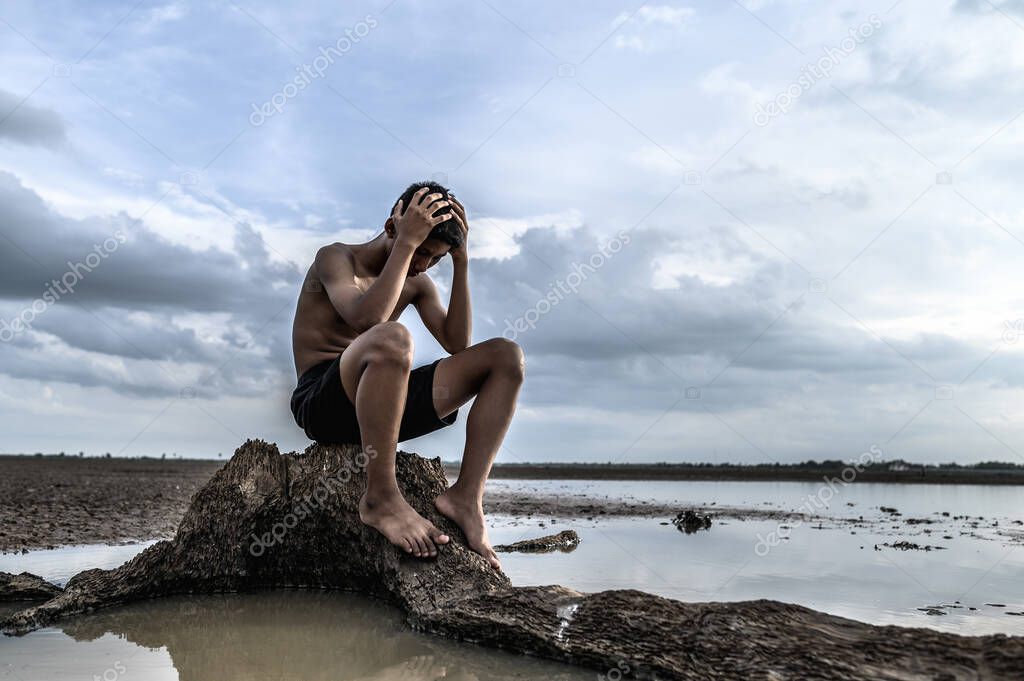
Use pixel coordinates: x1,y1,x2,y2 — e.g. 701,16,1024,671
290,181,523,569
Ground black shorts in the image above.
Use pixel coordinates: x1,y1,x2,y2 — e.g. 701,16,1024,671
290,354,459,445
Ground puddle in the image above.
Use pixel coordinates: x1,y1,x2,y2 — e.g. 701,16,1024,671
0,590,590,680
0,541,160,587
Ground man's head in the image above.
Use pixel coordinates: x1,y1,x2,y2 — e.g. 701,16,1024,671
384,180,463,277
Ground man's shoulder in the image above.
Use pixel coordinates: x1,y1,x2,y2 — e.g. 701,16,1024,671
315,241,355,260
312,243,359,286
314,242,357,269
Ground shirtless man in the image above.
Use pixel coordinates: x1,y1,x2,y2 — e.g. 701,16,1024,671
290,181,523,569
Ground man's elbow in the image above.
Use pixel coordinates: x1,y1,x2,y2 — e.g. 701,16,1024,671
442,338,469,354
348,313,387,335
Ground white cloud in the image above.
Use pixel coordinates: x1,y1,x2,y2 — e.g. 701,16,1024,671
136,2,189,32
613,5,696,51
617,5,696,28
469,210,584,260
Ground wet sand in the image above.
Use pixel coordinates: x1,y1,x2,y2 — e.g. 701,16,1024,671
0,455,221,553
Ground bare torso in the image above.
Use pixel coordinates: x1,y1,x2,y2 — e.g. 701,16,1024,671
291,242,419,378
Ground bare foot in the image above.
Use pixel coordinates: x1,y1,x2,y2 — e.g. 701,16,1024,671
359,490,449,558
434,490,501,570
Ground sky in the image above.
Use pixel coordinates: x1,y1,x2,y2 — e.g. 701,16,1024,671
1,0,1023,465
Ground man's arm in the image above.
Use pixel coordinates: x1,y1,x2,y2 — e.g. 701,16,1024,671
318,188,450,332
414,264,471,353
315,244,408,332
415,196,471,353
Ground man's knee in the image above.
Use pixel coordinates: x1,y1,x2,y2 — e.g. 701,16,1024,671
483,337,525,380
364,321,414,368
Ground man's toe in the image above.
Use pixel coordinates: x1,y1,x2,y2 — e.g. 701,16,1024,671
423,533,438,557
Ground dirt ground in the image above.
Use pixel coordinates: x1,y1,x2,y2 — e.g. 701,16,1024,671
0,456,222,553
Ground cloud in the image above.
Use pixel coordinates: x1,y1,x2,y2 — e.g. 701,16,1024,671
0,171,301,398
469,210,584,260
136,2,189,32
0,172,298,312
468,220,958,383
618,5,697,28
0,90,67,148
612,5,696,51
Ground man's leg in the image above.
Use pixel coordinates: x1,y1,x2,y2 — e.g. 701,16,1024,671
431,337,525,569
338,321,449,558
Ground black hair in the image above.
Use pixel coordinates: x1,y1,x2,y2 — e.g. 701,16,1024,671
390,180,463,249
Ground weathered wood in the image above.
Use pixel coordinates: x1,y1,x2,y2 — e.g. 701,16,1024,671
0,572,62,601
3,439,1022,680
494,529,580,553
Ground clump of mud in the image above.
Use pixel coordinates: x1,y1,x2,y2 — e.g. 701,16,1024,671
494,530,580,554
673,510,712,534
874,541,946,552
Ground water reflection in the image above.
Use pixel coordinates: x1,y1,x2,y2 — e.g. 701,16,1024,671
2,591,590,681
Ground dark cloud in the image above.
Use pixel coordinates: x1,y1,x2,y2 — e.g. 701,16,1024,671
0,172,299,312
0,90,67,148
0,171,301,397
460,221,988,415
954,0,1024,15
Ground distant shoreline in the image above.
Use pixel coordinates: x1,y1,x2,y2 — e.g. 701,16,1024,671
451,462,1024,485
2,454,1021,486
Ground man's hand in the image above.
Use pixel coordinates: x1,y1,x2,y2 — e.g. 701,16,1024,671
447,194,469,264
393,187,451,248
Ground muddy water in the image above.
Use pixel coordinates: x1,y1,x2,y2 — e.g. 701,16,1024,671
0,590,591,681
485,479,1024,636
